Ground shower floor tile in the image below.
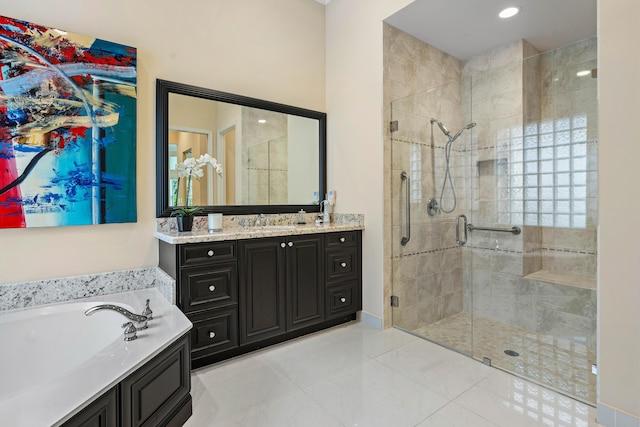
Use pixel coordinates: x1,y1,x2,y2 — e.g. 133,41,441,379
413,311,597,404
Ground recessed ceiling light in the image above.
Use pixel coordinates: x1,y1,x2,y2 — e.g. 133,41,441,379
576,70,591,77
258,119,267,124
499,7,520,19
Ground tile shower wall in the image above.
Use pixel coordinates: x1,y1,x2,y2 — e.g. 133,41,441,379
385,24,466,331
243,107,288,204
384,25,597,352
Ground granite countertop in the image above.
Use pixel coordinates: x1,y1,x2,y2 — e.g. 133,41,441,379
155,222,364,245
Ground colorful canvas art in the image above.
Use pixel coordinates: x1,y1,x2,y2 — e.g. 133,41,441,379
0,16,137,228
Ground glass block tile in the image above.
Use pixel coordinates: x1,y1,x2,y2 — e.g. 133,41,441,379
555,131,571,145
540,214,554,226
556,187,570,200
525,162,538,174
525,149,538,161
572,128,587,143
525,174,538,187
525,213,538,226
511,175,523,187
540,187,554,199
556,159,570,172
525,188,538,200
541,201,553,213
525,136,538,149
525,201,538,212
556,173,571,186
556,214,570,227
525,122,538,136
540,160,553,174
556,201,570,213
573,215,586,228
573,186,586,199
573,157,587,171
572,114,588,128
573,200,586,214
573,172,587,185
540,147,554,160
540,173,554,186
540,120,554,134
573,143,587,157
556,145,570,158
555,117,571,131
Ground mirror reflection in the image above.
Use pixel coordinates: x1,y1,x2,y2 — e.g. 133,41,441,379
168,94,320,207
156,79,326,217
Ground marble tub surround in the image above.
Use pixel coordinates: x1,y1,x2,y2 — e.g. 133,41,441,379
0,288,191,427
0,266,175,311
155,213,364,244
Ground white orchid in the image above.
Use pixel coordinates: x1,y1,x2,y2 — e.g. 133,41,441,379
173,153,223,209
177,154,223,179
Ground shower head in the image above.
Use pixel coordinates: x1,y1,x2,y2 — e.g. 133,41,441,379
430,118,450,137
449,122,477,142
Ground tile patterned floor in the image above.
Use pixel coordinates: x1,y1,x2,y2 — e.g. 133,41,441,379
185,321,602,427
414,312,597,404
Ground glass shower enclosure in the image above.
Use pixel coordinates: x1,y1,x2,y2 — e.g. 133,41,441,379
390,38,598,405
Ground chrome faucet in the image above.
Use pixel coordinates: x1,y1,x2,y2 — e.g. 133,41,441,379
85,304,150,341
254,213,265,227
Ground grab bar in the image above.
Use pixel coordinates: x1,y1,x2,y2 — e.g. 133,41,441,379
456,214,468,246
400,171,410,246
467,224,521,235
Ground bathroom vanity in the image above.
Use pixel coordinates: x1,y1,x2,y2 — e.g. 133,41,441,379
156,224,362,368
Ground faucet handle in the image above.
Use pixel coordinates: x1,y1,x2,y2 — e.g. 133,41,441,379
122,322,138,341
142,299,153,320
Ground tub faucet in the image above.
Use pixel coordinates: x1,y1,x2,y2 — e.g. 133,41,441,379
85,304,149,341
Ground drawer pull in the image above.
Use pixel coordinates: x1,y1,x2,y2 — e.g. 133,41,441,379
207,250,215,257
340,262,347,268
280,242,286,248
209,285,216,292
340,297,346,303
339,237,346,243
288,241,294,247
209,331,216,339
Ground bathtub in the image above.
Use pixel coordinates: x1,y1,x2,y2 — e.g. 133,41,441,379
0,288,191,427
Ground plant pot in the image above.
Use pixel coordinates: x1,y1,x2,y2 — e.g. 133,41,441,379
176,215,194,232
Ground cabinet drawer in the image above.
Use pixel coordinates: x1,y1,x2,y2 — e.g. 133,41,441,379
180,241,236,267
326,231,358,248
326,248,358,284
190,306,239,359
327,282,359,318
179,262,237,312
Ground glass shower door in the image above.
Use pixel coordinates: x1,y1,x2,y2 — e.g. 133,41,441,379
390,79,475,357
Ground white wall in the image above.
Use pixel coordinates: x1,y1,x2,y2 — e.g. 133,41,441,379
598,0,640,421
325,0,412,324
0,0,325,284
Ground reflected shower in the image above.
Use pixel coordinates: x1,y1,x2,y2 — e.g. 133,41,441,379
430,118,476,214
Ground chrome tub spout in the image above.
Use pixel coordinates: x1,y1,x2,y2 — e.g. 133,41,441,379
85,304,149,341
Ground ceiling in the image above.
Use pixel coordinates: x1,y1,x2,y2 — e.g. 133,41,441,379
385,0,597,60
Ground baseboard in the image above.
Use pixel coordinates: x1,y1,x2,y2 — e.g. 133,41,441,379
597,403,640,427
359,310,383,330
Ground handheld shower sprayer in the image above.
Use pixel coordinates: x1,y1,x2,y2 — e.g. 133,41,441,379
429,118,477,214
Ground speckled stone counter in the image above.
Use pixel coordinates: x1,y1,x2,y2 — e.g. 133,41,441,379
155,213,364,245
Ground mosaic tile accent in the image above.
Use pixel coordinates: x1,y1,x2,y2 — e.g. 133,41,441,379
414,311,596,405
0,267,175,311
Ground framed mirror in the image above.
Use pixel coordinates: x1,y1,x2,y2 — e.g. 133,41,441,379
156,79,327,217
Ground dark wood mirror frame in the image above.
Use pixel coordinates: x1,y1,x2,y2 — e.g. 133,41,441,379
156,79,327,217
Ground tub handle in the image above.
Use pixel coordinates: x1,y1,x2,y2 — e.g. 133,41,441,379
122,322,138,341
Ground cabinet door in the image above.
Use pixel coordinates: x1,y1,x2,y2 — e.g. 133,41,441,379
121,336,191,427
286,235,325,331
239,238,286,344
62,386,118,427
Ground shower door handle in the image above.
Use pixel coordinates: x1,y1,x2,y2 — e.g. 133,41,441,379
401,171,410,246
456,214,468,246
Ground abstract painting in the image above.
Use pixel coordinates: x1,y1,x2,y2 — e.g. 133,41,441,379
0,15,137,228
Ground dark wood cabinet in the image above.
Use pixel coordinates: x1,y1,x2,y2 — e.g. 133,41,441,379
238,237,287,344
63,386,118,427
325,231,362,319
160,240,239,366
62,335,191,427
159,229,361,368
239,235,325,344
